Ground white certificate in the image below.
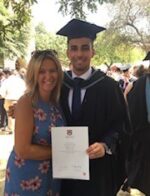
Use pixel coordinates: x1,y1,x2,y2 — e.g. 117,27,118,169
51,126,89,180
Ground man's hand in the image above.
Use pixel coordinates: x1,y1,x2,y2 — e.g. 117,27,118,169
8,104,16,118
86,142,105,159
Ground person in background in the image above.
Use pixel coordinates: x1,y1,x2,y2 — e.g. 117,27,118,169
57,19,130,196
0,70,7,132
4,50,65,195
109,63,123,82
0,68,26,134
3,68,12,79
124,64,147,99
125,73,150,196
15,57,27,71
19,67,27,80
99,64,108,74
118,64,131,92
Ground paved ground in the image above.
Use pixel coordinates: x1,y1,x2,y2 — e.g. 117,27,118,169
0,132,145,196
0,132,14,195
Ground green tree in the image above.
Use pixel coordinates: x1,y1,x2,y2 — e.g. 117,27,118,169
0,0,37,40
108,0,150,52
91,0,150,65
57,0,116,19
92,30,144,66
35,22,69,67
0,0,37,59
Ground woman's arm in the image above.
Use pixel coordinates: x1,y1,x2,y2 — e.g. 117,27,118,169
14,95,51,160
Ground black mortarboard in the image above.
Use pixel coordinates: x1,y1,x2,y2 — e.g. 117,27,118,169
143,51,150,61
56,19,106,41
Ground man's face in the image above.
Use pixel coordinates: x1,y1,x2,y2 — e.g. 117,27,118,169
67,37,95,75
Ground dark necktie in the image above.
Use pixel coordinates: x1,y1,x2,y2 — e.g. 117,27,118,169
72,77,83,122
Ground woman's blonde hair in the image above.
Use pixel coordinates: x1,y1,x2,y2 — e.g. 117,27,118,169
25,50,63,105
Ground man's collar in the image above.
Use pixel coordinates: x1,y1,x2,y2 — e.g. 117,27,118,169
63,68,106,89
72,67,92,80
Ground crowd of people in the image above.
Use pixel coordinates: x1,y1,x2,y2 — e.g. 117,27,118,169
0,18,149,196
0,59,26,134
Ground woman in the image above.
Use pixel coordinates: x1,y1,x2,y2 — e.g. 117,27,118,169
4,50,65,196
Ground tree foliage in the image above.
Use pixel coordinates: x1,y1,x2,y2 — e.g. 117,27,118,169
35,23,69,67
108,0,150,52
1,0,148,66
0,25,31,58
93,31,144,66
0,0,37,59
0,0,37,40
57,0,116,19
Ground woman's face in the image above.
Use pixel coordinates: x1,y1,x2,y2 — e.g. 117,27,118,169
38,58,58,98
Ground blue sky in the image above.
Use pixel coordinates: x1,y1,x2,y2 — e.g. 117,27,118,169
32,0,110,33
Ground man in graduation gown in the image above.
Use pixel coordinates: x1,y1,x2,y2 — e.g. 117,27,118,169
57,19,130,196
126,73,150,195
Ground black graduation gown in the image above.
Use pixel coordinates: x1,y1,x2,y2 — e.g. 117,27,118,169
127,74,150,195
59,69,129,196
